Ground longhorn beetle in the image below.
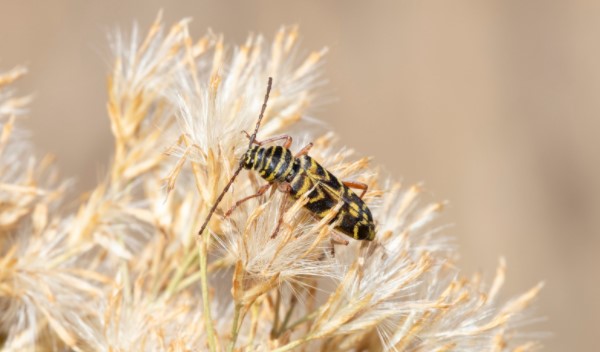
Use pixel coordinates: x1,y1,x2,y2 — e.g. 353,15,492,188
197,78,376,244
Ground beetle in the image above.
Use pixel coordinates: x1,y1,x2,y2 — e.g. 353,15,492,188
197,78,376,244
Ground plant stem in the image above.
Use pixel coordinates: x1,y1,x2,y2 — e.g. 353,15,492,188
228,303,243,352
198,232,217,352
276,296,297,337
270,290,281,339
176,270,202,292
271,336,312,352
278,309,319,337
165,247,197,298
188,135,217,352
247,303,260,348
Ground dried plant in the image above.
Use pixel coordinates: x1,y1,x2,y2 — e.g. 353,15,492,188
0,14,543,352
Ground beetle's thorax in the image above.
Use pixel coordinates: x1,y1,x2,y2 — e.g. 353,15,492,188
243,145,296,182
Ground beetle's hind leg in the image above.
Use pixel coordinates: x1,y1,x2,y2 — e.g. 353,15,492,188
329,232,350,256
342,180,369,199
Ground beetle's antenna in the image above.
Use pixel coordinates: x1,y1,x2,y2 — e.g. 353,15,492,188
248,77,272,148
197,77,273,236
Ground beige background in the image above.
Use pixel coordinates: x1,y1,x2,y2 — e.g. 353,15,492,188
1,1,597,350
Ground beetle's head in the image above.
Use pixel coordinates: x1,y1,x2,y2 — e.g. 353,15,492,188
242,146,259,169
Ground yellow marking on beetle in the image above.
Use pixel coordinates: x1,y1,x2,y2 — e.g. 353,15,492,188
314,168,330,182
296,177,312,196
265,149,285,181
300,156,310,170
317,208,332,217
308,189,325,203
309,159,319,174
264,148,275,173
348,201,361,213
348,207,360,218
353,225,360,239
282,155,294,178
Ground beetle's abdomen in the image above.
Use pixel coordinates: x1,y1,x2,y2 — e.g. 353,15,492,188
288,155,376,241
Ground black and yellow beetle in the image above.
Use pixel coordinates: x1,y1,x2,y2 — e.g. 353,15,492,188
198,78,376,243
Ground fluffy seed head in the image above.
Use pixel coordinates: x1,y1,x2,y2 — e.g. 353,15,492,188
0,14,543,351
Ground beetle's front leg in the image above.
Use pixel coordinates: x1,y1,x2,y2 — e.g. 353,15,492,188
225,183,272,217
243,131,293,149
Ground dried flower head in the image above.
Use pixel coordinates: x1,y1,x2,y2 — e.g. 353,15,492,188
0,14,542,352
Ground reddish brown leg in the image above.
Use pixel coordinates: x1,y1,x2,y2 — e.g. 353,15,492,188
342,180,368,199
225,183,272,217
271,196,289,239
243,131,293,148
271,183,292,239
295,142,313,157
329,232,350,256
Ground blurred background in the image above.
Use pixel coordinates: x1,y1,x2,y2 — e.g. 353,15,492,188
1,1,597,350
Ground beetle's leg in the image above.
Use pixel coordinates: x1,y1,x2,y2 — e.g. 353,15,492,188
295,142,313,157
271,183,292,238
342,181,369,199
243,132,293,148
225,183,272,217
331,231,350,245
329,232,350,256
271,196,290,239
